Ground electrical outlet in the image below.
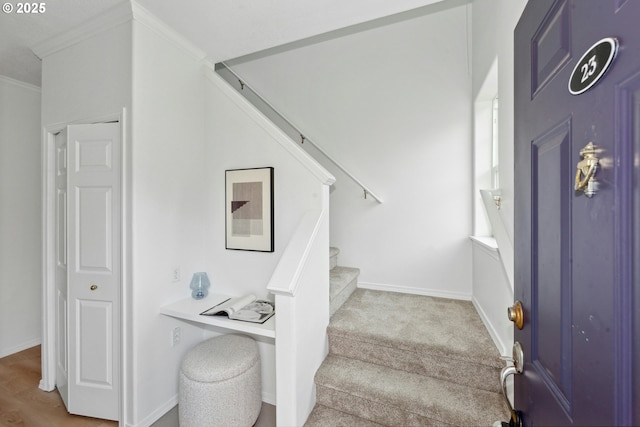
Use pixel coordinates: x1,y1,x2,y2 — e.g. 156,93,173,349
171,327,181,347
171,267,181,282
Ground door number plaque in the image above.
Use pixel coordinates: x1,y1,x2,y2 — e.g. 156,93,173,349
569,37,618,95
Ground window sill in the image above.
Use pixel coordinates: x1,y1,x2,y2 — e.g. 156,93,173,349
469,236,499,256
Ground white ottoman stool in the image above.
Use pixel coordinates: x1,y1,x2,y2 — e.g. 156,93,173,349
179,334,262,427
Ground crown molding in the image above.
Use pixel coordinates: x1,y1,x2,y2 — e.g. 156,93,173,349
31,1,132,59
0,74,42,92
31,0,207,63
130,1,207,62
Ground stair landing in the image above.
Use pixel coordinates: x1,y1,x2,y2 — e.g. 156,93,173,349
329,288,504,374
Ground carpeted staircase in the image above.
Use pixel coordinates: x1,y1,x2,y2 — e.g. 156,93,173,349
329,247,360,317
305,248,510,426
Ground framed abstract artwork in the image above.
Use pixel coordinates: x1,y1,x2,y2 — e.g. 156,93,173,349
225,167,274,252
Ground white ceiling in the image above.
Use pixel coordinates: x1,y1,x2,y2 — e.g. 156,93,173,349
0,0,124,86
0,0,447,87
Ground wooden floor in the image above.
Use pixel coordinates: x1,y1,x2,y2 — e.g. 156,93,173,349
1,346,276,427
0,345,117,427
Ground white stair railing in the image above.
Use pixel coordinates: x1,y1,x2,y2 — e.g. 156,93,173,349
216,62,383,203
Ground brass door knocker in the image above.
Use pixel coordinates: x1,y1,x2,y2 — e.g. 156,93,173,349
575,142,599,198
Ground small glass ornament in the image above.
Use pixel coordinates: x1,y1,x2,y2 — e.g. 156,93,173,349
189,272,210,299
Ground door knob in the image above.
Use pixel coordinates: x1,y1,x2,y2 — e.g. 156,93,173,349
507,301,524,330
90,284,98,291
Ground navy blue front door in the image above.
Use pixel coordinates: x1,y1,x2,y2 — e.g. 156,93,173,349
514,1,639,425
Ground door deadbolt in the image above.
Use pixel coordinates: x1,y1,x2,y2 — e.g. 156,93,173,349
500,341,525,427
507,300,524,330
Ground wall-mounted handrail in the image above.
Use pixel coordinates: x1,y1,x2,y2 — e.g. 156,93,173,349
217,61,383,204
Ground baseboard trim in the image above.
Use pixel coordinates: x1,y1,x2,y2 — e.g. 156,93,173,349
129,395,178,427
262,392,276,406
0,337,41,359
472,296,510,357
357,282,472,301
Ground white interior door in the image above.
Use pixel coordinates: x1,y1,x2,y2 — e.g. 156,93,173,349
54,129,69,407
66,123,121,420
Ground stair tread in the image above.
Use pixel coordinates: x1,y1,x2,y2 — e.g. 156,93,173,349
316,355,508,426
330,265,359,276
328,333,501,394
328,288,502,368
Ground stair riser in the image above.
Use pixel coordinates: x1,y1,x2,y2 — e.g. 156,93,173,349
305,404,385,427
330,277,357,316
328,334,501,394
329,247,339,270
314,355,509,426
316,385,449,426
330,254,338,270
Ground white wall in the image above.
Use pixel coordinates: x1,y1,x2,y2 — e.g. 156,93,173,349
225,2,474,299
130,18,331,423
470,0,527,356
128,19,210,425
203,68,333,415
203,71,327,296
471,0,528,246
40,26,133,128
0,76,42,357
471,238,513,356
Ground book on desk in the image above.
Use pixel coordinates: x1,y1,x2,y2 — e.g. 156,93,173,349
200,294,275,324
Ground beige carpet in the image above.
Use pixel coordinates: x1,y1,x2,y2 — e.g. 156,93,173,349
306,288,509,426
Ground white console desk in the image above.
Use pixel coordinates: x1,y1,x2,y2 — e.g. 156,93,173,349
159,294,275,339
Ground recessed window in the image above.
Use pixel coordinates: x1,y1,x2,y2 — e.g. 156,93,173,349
473,58,498,237
492,95,499,189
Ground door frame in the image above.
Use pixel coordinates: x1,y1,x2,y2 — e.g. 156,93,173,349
40,108,129,424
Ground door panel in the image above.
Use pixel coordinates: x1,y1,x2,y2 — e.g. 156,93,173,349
531,0,571,98
77,299,113,386
515,1,638,425
531,119,573,411
632,78,640,427
616,59,640,427
76,186,113,271
54,130,69,406
67,123,120,421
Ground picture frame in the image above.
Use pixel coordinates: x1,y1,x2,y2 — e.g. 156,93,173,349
225,167,274,252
